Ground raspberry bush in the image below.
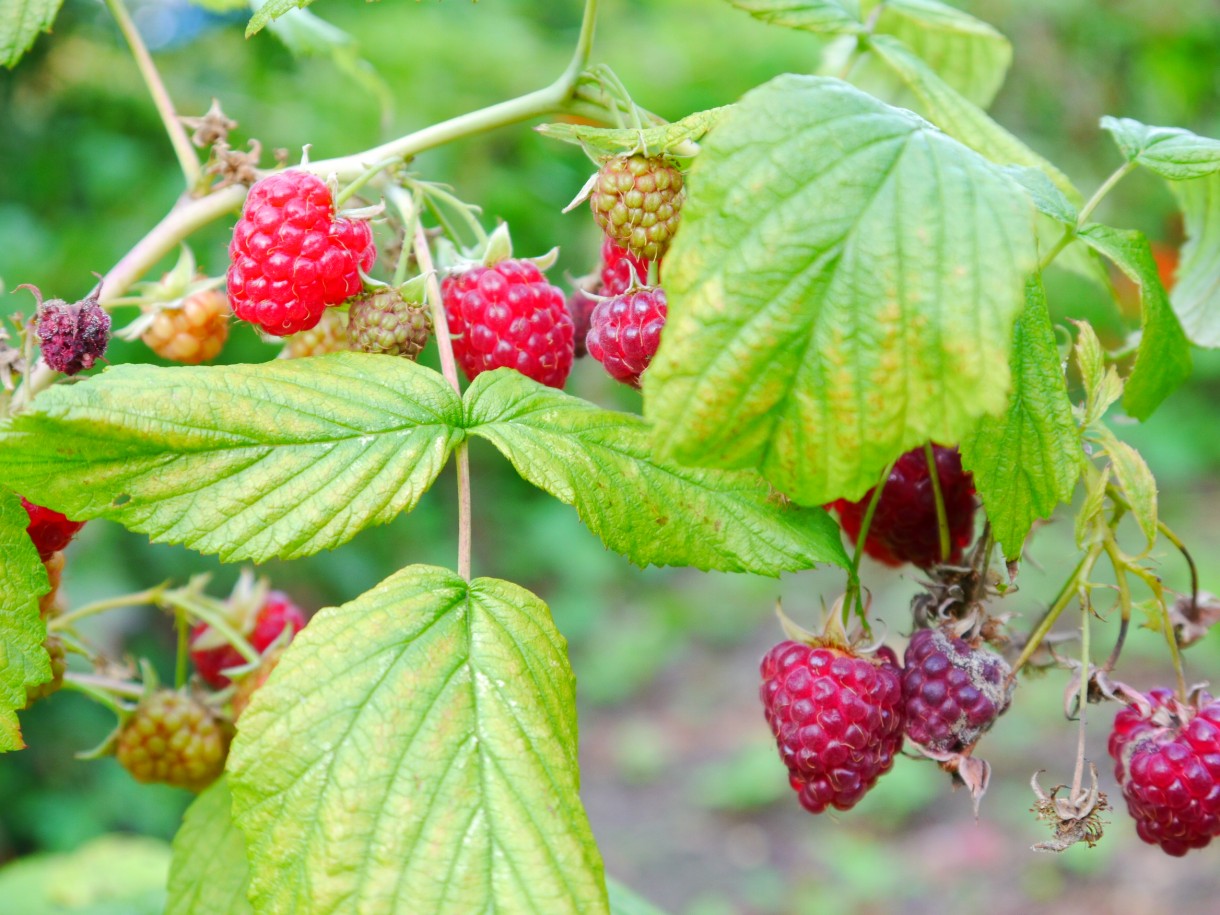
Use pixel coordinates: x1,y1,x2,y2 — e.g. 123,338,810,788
2,0,1220,910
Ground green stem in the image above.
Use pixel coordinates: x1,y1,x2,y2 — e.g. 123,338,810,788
1158,520,1199,621
49,585,168,632
63,673,143,707
924,442,950,563
174,607,189,690
159,591,260,666
102,0,200,187
1071,589,1091,796
846,458,896,619
1007,543,1104,683
1037,162,1136,273
334,158,401,208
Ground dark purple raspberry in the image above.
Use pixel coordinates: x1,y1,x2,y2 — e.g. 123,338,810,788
1109,688,1220,856
35,292,110,375
586,287,667,389
901,627,1012,754
833,445,976,568
760,640,905,814
442,259,574,388
599,239,650,295
568,287,597,359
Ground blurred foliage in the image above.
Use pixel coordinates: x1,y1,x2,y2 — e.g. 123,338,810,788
2,1,1220,912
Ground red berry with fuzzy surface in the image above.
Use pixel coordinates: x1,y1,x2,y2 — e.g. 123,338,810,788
190,591,306,688
1109,688,1220,856
833,445,976,568
599,239,650,295
586,287,667,389
21,498,85,561
760,640,905,814
442,259,574,388
226,171,375,336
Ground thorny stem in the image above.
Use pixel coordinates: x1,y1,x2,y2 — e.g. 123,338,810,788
1007,543,1104,684
49,585,168,631
102,0,200,187
924,442,951,563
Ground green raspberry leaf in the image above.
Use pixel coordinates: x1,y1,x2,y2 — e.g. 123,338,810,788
1170,174,1220,347
1072,321,1123,428
229,565,608,914
246,0,316,37
725,0,865,34
1100,117,1220,181
961,275,1083,560
537,108,728,158
464,370,848,573
166,777,252,915
644,75,1037,506
1077,224,1193,420
0,355,463,563
0,0,64,68
1090,426,1159,549
0,488,50,752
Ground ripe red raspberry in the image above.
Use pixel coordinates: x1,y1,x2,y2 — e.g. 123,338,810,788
586,286,668,389
115,691,230,792
1109,688,1220,856
760,640,904,813
190,591,306,689
348,289,431,359
33,291,111,375
442,259,574,388
833,445,976,568
901,627,1012,754
21,498,86,561
590,155,685,261
226,171,375,336
599,239,650,295
142,289,230,364
281,306,351,359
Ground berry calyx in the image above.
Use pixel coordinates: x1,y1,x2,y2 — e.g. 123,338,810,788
226,170,376,336
760,638,905,814
190,590,306,689
281,306,351,359
348,288,431,359
442,258,574,388
832,445,976,568
142,288,230,364
115,691,230,792
901,627,1013,754
21,498,86,561
586,286,668,389
29,288,111,376
590,155,685,261
1109,688,1220,856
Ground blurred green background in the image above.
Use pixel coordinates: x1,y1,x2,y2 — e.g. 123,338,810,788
2,1,1220,912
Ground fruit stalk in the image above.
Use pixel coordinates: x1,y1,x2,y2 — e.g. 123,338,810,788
923,442,951,563
49,585,168,632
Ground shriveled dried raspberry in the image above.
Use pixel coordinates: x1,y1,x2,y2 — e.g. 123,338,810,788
586,286,667,389
902,627,1012,753
191,590,306,689
226,170,375,336
348,289,431,359
833,445,976,568
599,239,650,295
281,307,350,358
34,291,110,375
1109,688,1220,856
142,289,230,364
442,259,574,388
25,635,66,706
760,639,904,813
21,498,85,561
115,691,230,792
591,155,685,261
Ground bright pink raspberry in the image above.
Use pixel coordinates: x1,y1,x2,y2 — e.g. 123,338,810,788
1109,688,1220,856
21,498,86,561
760,640,905,814
599,239,649,296
586,286,667,389
226,171,375,336
442,259,574,388
190,591,306,689
833,445,976,568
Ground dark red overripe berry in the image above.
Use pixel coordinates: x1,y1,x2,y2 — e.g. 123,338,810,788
226,171,375,336
902,627,1012,754
833,445,976,568
760,640,904,814
190,591,306,688
599,239,650,296
1109,688,1220,856
21,498,85,561
442,259,574,388
34,292,111,375
590,155,685,261
586,287,667,389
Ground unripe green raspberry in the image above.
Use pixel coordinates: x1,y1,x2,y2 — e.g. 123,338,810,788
25,635,66,707
590,154,685,261
115,691,230,792
348,289,431,359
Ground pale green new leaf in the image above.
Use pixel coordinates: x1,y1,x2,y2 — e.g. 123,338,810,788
0,355,463,563
1091,426,1158,548
166,777,252,915
0,489,50,752
0,0,63,68
1100,117,1220,181
1072,320,1122,427
1075,465,1110,549
1170,174,1220,347
1003,165,1077,226
961,275,1082,560
644,75,1037,506
536,108,728,157
724,0,864,34
1078,224,1192,420
246,0,315,37
229,565,608,915
465,370,848,573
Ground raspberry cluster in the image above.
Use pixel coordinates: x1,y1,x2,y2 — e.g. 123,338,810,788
760,640,905,813
586,286,668,388
190,590,306,689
